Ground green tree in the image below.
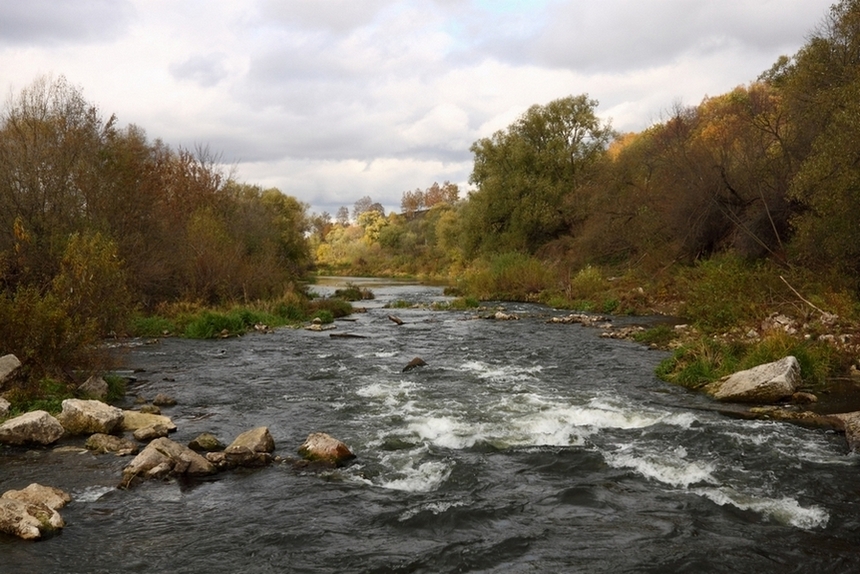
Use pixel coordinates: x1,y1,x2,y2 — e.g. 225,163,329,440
464,95,614,254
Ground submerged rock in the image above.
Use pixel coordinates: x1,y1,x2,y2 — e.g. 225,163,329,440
57,399,124,435
298,432,355,466
706,356,800,404
402,357,427,372
0,410,65,446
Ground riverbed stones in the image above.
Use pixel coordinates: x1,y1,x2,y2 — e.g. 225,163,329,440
0,483,70,540
120,410,176,433
298,432,355,466
86,433,139,455
0,397,10,418
57,399,124,435
706,356,801,403
0,410,65,445
121,437,216,487
0,354,22,388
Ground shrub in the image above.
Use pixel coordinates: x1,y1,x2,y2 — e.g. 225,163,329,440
333,282,375,301
463,252,556,300
130,314,177,337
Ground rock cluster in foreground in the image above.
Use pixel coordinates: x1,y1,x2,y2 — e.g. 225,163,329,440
0,484,71,540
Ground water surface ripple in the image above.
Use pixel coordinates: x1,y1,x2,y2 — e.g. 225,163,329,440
2,282,859,573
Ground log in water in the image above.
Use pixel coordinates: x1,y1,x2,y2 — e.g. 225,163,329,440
1,280,858,573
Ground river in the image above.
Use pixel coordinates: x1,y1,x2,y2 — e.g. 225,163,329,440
2,279,859,573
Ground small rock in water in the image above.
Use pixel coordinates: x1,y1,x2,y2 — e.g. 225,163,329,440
152,393,176,407
402,357,427,372
297,432,355,466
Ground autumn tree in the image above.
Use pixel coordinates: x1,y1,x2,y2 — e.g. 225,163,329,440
782,0,860,280
463,95,614,254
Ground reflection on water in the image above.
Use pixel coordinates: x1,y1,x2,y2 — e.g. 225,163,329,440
1,280,858,573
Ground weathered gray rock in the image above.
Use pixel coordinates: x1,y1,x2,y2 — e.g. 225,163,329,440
2,483,71,510
832,411,860,452
120,410,176,433
57,399,123,435
133,423,170,442
0,410,65,445
213,427,277,468
121,437,215,488
707,356,800,403
0,354,22,387
0,483,70,540
85,433,139,455
0,397,10,419
78,375,109,400
298,432,355,466
227,426,275,454
0,498,63,540
188,432,225,452
208,446,274,469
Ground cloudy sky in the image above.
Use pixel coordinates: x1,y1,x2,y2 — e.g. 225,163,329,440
0,0,834,216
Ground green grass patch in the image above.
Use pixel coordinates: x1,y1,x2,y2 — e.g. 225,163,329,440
130,314,177,337
656,331,844,390
633,324,678,348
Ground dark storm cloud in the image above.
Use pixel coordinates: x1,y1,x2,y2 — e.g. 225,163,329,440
0,0,133,46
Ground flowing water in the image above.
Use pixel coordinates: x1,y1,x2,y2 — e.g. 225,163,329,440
2,279,860,573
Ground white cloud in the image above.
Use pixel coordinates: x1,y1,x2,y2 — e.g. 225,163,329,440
0,0,835,216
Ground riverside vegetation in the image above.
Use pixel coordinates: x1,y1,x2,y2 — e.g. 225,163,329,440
2,0,860,414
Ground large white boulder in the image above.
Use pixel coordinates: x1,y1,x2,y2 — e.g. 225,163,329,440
708,356,801,403
56,399,124,435
0,483,70,540
0,410,65,445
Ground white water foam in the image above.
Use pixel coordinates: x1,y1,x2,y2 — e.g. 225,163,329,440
74,485,115,503
376,454,454,492
693,486,830,530
604,445,718,488
398,500,467,521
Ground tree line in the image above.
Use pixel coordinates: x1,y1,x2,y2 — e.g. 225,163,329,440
0,76,311,380
312,0,860,306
